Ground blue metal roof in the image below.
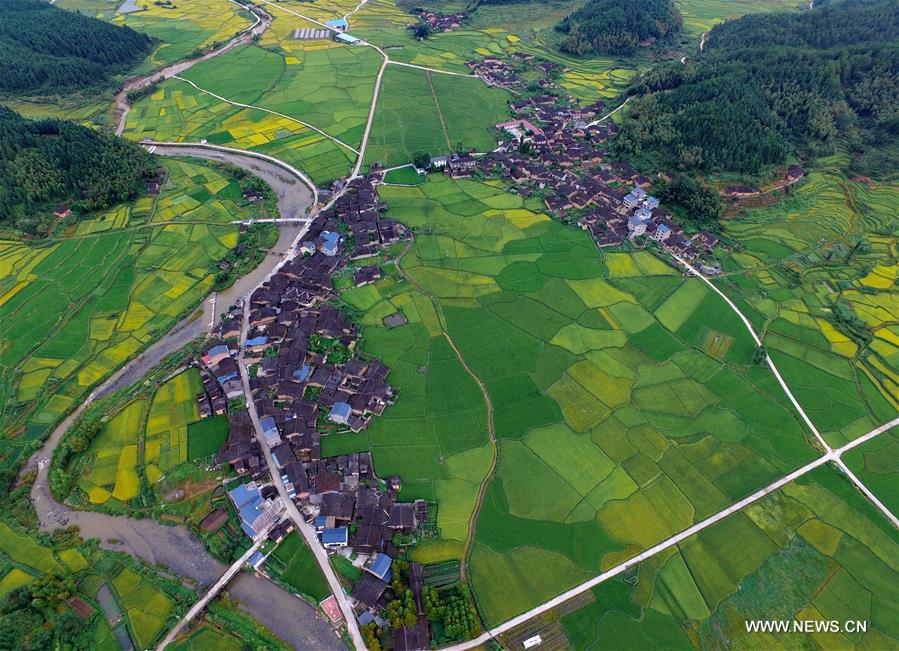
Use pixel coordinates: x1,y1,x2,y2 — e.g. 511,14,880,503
329,402,351,421
368,553,392,580
247,551,264,567
245,335,268,347
335,33,360,44
229,482,258,509
315,515,328,529
260,415,278,436
322,527,348,545
293,364,312,381
326,18,348,28
207,344,230,357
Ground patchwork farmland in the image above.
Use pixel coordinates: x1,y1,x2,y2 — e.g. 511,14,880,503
320,174,857,625
3,0,896,647
0,158,264,481
560,463,899,649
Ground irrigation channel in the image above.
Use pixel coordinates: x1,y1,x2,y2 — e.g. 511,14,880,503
25,148,340,649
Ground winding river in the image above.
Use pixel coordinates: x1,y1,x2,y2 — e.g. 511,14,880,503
26,146,339,649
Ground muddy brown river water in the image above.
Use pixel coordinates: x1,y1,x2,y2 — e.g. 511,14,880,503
26,147,340,649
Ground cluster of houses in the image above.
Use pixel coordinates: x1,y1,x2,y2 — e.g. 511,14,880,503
466,54,559,92
434,93,722,263
320,176,411,259
466,57,521,89
194,173,435,638
413,10,466,32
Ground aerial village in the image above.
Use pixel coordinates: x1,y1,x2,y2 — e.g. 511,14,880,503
188,15,743,645
193,175,440,648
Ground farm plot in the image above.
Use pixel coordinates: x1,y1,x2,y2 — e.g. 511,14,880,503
331,174,823,626
122,44,376,183
79,400,146,505
719,169,899,446
678,0,807,37
842,426,899,517
0,159,247,482
266,532,331,602
364,65,511,167
561,463,899,650
111,567,174,649
144,369,204,481
113,0,254,72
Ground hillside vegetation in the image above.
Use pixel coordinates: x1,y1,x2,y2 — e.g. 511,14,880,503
614,0,899,178
0,0,153,94
555,0,682,56
0,108,155,233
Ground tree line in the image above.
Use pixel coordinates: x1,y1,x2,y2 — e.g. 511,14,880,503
0,107,156,234
0,0,153,94
613,0,899,180
555,0,682,56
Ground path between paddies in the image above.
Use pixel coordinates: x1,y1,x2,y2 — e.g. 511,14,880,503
671,253,899,529
438,256,899,650
170,76,360,155
442,413,899,651
144,5,897,644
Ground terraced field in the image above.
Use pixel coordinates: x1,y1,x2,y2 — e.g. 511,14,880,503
113,0,255,72
720,169,898,446
0,159,253,480
678,0,807,37
322,173,836,624
561,463,899,649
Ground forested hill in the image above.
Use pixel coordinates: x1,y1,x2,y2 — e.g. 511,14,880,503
614,0,899,179
0,0,153,94
0,108,155,234
704,0,899,50
555,0,682,56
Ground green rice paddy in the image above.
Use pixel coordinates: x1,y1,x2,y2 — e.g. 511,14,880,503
266,532,331,602
561,463,899,650
0,159,249,481
365,65,511,166
324,174,833,625
75,368,217,506
113,0,254,73
111,567,175,648
719,169,899,447
122,44,380,184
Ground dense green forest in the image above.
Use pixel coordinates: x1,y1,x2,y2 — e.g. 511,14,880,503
0,108,155,233
0,0,153,94
614,0,899,179
554,0,682,56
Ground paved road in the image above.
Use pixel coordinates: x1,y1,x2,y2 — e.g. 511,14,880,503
114,2,271,136
237,291,367,651
443,415,899,651
23,141,333,649
587,96,630,127
157,526,272,650
438,253,899,649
